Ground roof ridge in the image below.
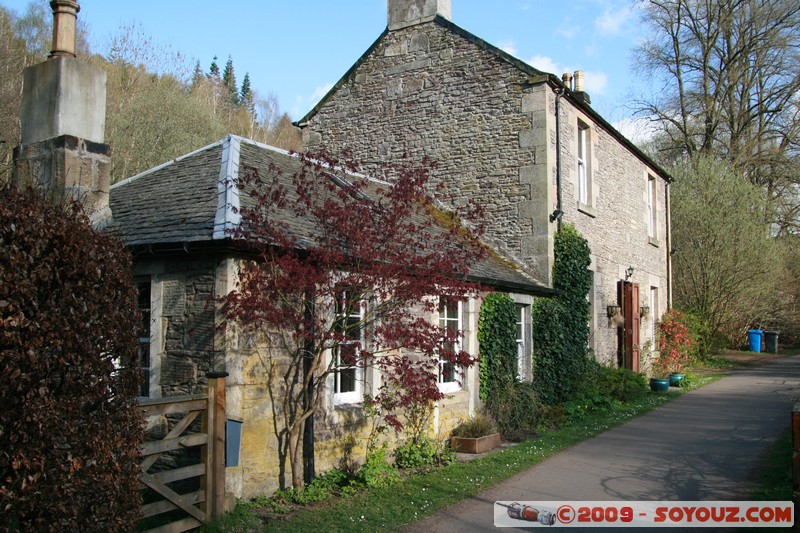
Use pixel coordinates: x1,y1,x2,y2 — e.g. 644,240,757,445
111,137,227,190
212,135,242,240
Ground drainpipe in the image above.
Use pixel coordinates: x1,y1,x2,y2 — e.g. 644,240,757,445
665,181,673,310
555,87,564,232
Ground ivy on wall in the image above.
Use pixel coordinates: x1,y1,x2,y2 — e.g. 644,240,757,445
532,224,593,405
477,292,518,401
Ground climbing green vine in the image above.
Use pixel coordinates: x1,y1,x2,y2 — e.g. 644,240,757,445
532,224,593,405
477,292,518,401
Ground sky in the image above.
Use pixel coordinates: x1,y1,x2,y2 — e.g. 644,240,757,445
2,0,651,136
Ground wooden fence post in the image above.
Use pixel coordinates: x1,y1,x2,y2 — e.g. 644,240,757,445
792,401,800,530
205,372,228,520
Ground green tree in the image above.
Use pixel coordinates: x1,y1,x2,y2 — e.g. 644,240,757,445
670,155,780,345
240,72,255,114
222,55,238,107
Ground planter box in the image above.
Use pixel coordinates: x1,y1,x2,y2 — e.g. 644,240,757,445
450,432,502,454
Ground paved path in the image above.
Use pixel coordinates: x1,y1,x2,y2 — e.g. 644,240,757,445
404,356,800,532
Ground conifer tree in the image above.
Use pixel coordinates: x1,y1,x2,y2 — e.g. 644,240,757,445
240,72,255,115
208,55,220,79
222,56,238,107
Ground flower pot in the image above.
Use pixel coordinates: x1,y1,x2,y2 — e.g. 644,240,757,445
450,432,502,454
669,373,686,387
649,378,670,392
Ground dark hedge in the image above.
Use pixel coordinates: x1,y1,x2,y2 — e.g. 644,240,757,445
0,187,143,532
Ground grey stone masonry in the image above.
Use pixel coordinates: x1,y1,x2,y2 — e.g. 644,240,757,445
302,20,553,283
12,134,111,224
301,15,671,365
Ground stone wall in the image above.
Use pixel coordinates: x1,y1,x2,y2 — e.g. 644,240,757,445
302,18,670,365
134,255,221,397
302,21,552,282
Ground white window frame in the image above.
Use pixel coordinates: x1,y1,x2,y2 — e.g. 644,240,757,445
135,279,152,398
438,299,463,393
647,175,657,240
333,291,365,405
578,121,591,206
515,304,526,380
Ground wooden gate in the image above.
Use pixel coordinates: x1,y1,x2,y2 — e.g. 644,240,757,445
138,373,227,533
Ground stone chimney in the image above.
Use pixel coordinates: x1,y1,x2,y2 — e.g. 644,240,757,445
13,0,112,226
388,0,451,30
571,70,591,105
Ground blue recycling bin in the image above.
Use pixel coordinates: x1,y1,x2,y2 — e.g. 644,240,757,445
747,329,763,353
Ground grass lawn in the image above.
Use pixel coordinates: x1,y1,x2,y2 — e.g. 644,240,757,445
204,368,727,532
203,351,800,532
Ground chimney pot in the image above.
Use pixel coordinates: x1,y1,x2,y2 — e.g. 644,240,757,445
562,72,573,89
49,0,80,59
573,70,584,92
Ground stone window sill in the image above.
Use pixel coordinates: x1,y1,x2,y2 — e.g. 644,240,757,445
577,202,597,218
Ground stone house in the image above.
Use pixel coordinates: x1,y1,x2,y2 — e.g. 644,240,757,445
106,134,552,497
297,0,674,371
12,2,553,500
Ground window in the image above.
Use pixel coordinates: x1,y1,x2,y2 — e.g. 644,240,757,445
649,287,659,343
438,299,462,392
577,121,590,206
515,304,527,379
333,290,363,403
136,280,151,397
647,175,657,240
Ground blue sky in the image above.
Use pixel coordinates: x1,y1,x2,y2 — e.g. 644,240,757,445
3,0,648,133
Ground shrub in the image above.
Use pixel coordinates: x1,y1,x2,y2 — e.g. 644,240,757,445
394,436,439,468
0,187,143,531
451,413,497,438
654,309,693,377
484,381,542,441
357,444,397,488
596,367,648,403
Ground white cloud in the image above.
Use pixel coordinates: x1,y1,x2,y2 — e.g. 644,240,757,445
291,82,335,119
526,55,567,76
311,82,335,102
583,71,608,95
497,40,518,57
555,24,579,40
595,5,635,35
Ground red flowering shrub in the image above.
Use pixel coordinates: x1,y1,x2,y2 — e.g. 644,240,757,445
0,187,143,531
653,309,693,377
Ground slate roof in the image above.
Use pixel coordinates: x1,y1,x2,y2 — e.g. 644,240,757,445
108,135,553,296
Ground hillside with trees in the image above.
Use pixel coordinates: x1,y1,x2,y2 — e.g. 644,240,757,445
0,1,300,184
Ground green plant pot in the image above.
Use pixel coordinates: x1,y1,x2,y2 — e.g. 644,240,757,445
649,378,670,392
669,373,686,387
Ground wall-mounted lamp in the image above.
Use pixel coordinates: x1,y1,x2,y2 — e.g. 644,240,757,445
606,305,620,318
640,305,650,317
549,209,563,222
625,266,635,281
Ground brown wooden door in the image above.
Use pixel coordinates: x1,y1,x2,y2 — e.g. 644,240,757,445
621,281,640,371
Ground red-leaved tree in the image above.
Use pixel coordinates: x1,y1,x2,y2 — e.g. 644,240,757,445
221,151,486,490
